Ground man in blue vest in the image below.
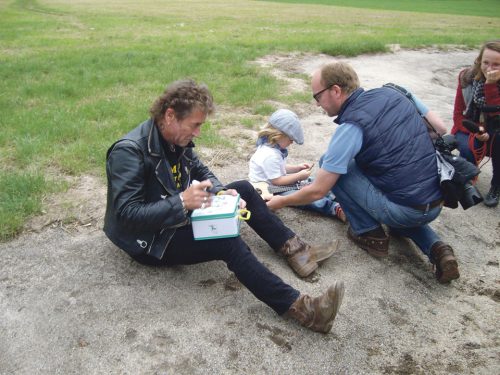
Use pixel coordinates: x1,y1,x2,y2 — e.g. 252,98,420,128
268,62,460,284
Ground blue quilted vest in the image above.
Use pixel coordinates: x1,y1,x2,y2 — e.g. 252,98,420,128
335,87,442,206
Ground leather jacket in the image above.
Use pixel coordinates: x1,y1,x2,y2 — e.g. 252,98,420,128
103,118,225,259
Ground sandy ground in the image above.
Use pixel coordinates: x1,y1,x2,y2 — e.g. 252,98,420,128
1,49,499,374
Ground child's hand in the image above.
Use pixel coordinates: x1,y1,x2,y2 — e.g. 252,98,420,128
297,169,312,181
299,163,314,171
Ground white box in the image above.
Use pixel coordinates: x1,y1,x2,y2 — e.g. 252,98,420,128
191,194,243,240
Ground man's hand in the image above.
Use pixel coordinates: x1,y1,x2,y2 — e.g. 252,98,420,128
182,180,213,210
266,195,286,211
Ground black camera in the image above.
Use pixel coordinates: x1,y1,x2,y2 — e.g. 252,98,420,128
462,115,500,134
434,135,483,210
434,134,457,154
462,119,483,134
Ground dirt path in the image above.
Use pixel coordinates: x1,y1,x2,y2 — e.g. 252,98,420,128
1,49,499,374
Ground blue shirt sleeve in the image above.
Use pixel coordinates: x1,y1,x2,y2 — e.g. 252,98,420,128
407,88,429,117
320,123,363,174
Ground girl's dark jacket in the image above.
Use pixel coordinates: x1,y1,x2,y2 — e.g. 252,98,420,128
103,118,225,260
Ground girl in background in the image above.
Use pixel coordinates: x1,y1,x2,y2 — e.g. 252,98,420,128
452,40,500,207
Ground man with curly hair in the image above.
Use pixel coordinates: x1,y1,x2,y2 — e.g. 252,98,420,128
104,79,344,333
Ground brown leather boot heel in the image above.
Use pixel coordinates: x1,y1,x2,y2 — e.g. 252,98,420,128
431,241,460,283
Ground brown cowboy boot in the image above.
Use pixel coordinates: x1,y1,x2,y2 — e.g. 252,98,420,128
286,281,345,333
279,236,339,278
431,241,460,283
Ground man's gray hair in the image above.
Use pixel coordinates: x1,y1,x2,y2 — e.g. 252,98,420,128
150,79,214,124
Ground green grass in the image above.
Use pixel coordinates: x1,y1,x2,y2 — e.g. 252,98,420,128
0,172,47,241
0,0,499,240
257,0,500,17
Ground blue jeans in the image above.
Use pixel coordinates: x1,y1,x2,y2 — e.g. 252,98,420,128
131,180,299,315
332,161,441,259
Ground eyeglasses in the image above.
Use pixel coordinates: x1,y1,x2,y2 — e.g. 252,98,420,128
313,84,334,102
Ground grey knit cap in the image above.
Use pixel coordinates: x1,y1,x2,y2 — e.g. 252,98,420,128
268,109,304,145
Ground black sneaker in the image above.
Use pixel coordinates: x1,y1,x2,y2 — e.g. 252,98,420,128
484,185,500,207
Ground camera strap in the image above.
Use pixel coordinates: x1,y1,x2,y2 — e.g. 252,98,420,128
382,83,441,139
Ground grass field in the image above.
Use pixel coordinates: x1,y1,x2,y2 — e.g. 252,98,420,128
0,0,499,240
258,0,500,18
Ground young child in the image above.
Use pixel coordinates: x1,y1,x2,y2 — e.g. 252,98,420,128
248,109,346,223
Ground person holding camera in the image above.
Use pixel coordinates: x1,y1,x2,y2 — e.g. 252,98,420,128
268,62,459,284
103,79,345,333
452,40,500,207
